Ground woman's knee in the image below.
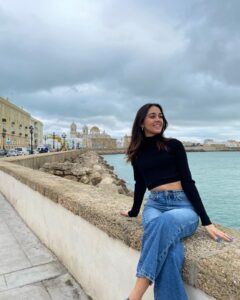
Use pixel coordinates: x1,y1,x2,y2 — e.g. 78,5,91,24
166,208,199,226
160,209,199,238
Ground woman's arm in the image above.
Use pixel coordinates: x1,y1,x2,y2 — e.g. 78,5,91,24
121,162,146,217
127,163,147,217
171,139,211,226
171,138,233,242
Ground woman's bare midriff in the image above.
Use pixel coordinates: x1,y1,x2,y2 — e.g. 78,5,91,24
150,181,183,191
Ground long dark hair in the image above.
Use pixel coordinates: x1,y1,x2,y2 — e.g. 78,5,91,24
126,103,169,163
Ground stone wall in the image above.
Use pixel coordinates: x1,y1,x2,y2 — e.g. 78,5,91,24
0,151,239,300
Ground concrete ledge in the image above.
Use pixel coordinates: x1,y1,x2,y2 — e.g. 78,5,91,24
0,153,239,300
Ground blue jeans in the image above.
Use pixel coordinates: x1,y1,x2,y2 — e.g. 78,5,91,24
136,190,199,300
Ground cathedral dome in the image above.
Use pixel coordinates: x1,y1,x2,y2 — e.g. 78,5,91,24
90,126,100,135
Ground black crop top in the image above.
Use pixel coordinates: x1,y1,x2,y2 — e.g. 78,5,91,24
128,134,211,226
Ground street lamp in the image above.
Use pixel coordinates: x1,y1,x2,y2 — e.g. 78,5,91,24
1,118,7,150
52,132,55,150
61,133,66,150
2,129,7,150
29,126,34,154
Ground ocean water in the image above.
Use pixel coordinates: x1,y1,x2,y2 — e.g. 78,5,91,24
103,152,240,229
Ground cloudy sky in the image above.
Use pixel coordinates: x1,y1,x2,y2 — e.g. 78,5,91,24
1,0,240,142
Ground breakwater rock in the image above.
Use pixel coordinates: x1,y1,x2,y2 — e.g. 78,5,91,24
40,151,133,197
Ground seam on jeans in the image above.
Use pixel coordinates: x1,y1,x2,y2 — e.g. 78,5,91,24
138,231,181,282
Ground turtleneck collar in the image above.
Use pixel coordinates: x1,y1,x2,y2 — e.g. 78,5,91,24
143,133,162,144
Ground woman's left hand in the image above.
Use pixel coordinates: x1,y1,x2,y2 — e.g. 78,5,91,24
120,210,129,217
204,224,233,242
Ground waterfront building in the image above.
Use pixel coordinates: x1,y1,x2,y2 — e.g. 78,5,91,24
182,141,201,147
116,138,123,148
0,97,43,150
30,117,43,149
70,123,116,149
225,140,240,148
203,139,215,145
123,135,131,148
70,122,79,138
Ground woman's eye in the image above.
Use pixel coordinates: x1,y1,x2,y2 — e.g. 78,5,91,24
149,115,163,118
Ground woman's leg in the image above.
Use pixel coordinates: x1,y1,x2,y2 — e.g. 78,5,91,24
152,208,199,300
154,242,187,300
128,278,151,300
136,207,199,300
128,204,163,300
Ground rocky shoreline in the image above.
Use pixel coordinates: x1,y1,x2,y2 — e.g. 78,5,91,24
40,151,133,197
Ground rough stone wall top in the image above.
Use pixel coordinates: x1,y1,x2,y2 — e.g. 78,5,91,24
0,153,240,300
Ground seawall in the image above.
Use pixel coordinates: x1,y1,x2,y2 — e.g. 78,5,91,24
0,151,239,300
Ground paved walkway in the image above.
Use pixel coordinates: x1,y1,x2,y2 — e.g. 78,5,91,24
0,193,89,300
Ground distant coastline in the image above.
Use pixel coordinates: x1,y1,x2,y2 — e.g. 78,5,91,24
185,146,240,152
98,146,240,155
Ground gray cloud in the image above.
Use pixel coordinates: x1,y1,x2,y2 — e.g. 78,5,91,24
0,0,240,141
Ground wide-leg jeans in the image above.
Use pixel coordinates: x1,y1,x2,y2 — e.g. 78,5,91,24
136,190,199,300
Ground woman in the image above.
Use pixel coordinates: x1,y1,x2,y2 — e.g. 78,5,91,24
120,103,233,300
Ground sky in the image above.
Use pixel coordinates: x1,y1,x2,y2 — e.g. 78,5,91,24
1,0,240,142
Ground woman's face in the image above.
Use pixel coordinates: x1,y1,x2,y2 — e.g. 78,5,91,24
142,106,164,137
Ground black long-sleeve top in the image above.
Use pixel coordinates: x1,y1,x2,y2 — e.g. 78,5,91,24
128,134,211,226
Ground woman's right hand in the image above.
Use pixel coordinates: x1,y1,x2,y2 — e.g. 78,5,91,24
204,224,233,242
120,210,129,217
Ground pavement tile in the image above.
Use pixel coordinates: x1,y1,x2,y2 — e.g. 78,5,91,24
5,261,66,289
43,273,89,300
0,284,52,300
0,246,31,275
6,222,56,266
0,276,6,292
0,231,18,248
0,221,8,234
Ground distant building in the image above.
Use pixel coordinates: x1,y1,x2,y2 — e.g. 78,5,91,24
70,123,116,149
225,140,239,148
70,122,78,138
30,117,43,149
116,138,123,148
0,96,43,150
203,139,215,145
182,141,201,147
123,135,131,148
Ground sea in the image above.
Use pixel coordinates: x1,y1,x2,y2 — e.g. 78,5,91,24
103,152,240,230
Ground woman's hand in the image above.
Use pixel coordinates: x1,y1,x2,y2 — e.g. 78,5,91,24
120,210,129,217
204,224,233,242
